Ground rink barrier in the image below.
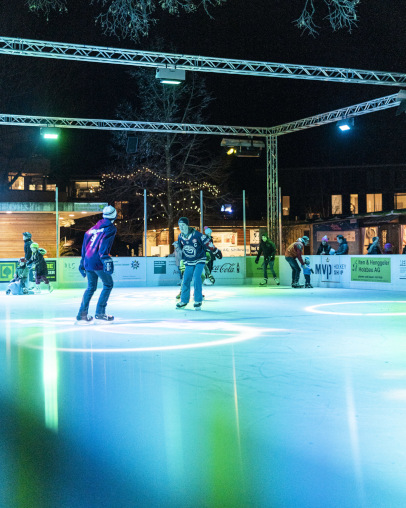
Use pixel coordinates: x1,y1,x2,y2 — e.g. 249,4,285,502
0,255,406,291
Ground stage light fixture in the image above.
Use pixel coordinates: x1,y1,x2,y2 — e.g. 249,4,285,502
221,138,265,157
40,127,61,140
155,67,185,85
337,118,354,132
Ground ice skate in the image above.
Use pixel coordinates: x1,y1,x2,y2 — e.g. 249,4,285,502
95,314,114,322
176,302,188,309
274,277,280,285
291,282,304,288
203,278,213,286
48,284,53,293
6,289,11,295
194,302,202,310
34,285,41,294
305,283,313,288
176,292,181,299
76,313,93,324
259,278,268,286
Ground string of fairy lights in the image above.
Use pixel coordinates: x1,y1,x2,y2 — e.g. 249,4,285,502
101,166,220,223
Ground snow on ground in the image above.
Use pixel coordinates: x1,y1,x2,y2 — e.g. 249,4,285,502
1,285,406,507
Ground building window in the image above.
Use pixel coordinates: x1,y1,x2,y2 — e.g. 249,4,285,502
8,175,24,190
331,195,342,214
366,193,382,213
394,193,406,210
282,196,290,216
74,181,100,198
114,201,129,220
46,184,56,191
350,194,358,214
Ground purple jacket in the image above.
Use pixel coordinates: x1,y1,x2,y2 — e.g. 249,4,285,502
80,219,117,271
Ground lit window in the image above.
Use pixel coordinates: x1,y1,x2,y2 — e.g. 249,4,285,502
74,181,100,198
350,194,358,214
366,193,382,213
114,201,129,220
394,193,406,209
331,195,342,214
9,176,24,190
46,184,56,191
282,196,290,216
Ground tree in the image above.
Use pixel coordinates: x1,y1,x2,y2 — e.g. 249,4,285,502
101,65,232,250
26,0,360,41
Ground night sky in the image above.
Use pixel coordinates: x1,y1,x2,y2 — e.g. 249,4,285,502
1,0,406,198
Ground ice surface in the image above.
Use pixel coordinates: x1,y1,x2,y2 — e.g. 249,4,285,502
1,285,406,507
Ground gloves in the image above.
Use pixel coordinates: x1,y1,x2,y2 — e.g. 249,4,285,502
79,265,86,278
215,249,222,260
102,256,114,274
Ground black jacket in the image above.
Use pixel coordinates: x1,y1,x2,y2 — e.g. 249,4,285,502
24,238,33,261
317,242,330,255
256,239,276,262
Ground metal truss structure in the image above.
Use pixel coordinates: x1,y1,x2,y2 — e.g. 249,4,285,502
0,113,269,137
1,36,406,87
266,136,279,248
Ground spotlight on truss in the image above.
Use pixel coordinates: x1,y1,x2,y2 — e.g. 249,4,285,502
221,138,265,158
40,127,61,140
337,118,354,132
156,67,185,85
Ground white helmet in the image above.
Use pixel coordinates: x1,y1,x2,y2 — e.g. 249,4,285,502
103,205,117,220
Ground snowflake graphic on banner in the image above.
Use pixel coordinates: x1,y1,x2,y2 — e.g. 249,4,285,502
131,260,140,270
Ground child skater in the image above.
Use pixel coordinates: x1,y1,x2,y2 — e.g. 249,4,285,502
27,243,53,294
303,256,314,288
6,257,29,295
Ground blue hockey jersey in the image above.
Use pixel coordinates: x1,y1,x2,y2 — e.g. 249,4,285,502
178,228,219,266
81,218,117,271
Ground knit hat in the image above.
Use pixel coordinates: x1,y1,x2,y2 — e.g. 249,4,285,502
384,243,392,250
372,236,379,242
30,242,39,251
23,232,32,239
204,226,212,236
321,235,328,242
178,217,189,226
304,256,311,265
103,205,117,220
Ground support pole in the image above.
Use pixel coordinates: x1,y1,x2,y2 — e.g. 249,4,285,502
55,186,59,258
144,189,147,258
200,190,203,232
243,190,246,257
266,136,279,252
278,186,283,254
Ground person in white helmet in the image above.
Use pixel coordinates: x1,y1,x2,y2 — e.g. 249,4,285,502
76,205,117,322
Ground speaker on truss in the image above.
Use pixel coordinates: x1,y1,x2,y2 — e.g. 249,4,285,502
126,135,138,154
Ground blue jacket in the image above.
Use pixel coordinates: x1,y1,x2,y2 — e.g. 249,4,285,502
80,219,117,271
178,228,219,266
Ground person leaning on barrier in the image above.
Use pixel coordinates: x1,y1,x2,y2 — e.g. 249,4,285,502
334,235,349,255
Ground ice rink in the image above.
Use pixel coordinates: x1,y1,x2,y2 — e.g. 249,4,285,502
1,284,406,507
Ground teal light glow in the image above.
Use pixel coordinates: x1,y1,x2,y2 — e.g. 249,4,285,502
305,301,406,316
43,332,59,432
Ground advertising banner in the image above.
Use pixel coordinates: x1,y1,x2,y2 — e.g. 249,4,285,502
351,257,391,283
45,260,57,282
314,256,347,283
245,256,279,279
211,258,245,280
0,261,17,282
399,258,406,280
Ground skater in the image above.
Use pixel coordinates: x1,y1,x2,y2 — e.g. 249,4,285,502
77,205,117,322
334,235,349,255
303,257,314,288
255,232,279,286
168,240,183,284
203,227,216,285
23,232,33,261
6,257,29,295
27,243,53,293
316,235,330,255
176,217,222,310
383,243,393,254
285,236,309,288
367,236,382,255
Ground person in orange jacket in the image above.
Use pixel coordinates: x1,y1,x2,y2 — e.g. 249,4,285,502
285,236,309,288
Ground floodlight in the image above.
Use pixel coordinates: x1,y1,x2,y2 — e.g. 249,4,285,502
41,127,61,139
396,90,406,116
155,68,185,85
337,118,354,132
221,138,265,157
227,148,236,155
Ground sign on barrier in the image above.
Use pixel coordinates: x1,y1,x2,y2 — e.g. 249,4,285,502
0,261,17,282
351,257,391,283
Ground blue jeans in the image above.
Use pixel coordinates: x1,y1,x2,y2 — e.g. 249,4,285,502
181,263,205,303
285,257,301,284
78,270,114,316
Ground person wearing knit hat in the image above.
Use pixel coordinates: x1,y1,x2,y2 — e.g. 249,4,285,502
316,235,331,255
255,232,279,286
23,232,33,262
26,243,53,293
203,226,216,285
176,217,222,310
76,205,117,322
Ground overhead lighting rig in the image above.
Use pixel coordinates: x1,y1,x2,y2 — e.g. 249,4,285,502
221,138,265,157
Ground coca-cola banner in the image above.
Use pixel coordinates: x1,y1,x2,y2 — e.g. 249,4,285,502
211,259,244,279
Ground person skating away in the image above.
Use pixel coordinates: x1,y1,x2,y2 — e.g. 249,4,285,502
176,217,222,310
334,235,349,255
303,256,314,288
367,236,382,255
76,206,117,323
316,235,331,255
23,232,33,261
203,227,216,285
284,236,309,288
255,232,279,286
6,257,29,295
27,244,53,293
